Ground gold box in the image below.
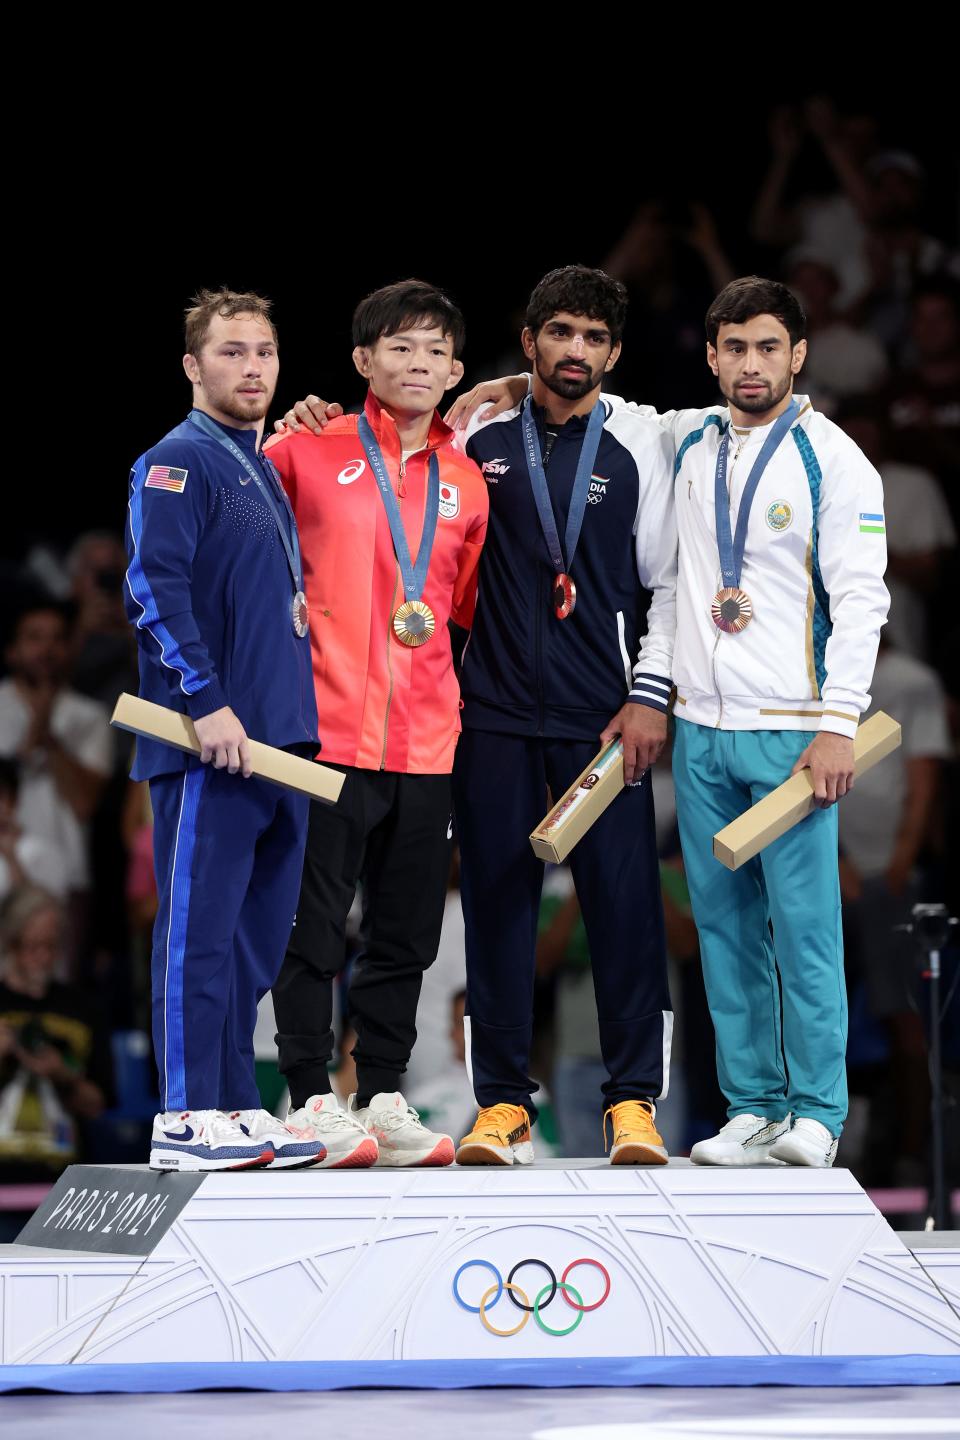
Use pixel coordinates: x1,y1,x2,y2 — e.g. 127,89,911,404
111,694,344,805
713,710,901,871
530,740,625,863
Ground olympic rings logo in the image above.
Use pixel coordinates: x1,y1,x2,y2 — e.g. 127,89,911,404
452,1257,611,1337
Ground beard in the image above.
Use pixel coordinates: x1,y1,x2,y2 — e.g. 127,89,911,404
198,367,274,424
724,368,794,416
534,345,603,401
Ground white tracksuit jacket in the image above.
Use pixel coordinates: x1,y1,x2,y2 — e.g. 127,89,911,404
608,394,890,739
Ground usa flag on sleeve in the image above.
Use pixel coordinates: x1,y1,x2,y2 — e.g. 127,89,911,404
145,465,188,493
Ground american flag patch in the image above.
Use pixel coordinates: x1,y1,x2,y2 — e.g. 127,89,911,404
145,465,188,493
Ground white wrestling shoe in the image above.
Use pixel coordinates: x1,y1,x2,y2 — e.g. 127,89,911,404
768,1117,839,1168
348,1091,455,1167
690,1113,791,1166
149,1109,273,1172
227,1108,327,1168
286,1093,379,1168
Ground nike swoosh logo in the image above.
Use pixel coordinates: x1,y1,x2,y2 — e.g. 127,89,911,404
163,1126,194,1141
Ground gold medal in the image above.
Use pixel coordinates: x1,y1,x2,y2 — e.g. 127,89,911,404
711,586,753,633
553,572,576,619
292,590,310,638
393,599,435,647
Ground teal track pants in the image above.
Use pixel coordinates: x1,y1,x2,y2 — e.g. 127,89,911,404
672,718,847,1137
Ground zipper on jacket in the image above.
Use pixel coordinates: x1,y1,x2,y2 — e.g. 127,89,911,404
380,565,401,769
535,569,545,735
711,626,724,728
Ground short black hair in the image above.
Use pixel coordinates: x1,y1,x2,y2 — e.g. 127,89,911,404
706,276,807,348
352,279,466,357
526,266,628,344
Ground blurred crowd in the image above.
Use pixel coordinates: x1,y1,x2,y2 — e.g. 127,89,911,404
1,97,957,1228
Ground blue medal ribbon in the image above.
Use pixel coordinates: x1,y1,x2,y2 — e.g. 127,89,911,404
714,398,799,588
188,410,303,593
521,397,605,576
357,414,439,603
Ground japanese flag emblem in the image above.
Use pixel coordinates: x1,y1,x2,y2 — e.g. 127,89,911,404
438,483,460,519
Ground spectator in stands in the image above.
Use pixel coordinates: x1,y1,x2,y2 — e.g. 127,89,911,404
750,97,878,309
785,251,888,411
0,760,68,902
836,399,956,663
0,603,111,918
66,532,138,715
0,887,110,1177
881,278,960,515
839,635,952,1184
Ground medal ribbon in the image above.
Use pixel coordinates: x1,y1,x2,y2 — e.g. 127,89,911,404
521,396,605,576
357,414,440,603
188,410,303,593
714,397,799,588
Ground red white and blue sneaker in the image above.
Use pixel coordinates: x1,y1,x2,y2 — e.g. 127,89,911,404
348,1092,454,1167
149,1110,274,1172
227,1109,327,1168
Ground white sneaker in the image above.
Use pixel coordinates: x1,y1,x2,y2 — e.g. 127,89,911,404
149,1110,273,1172
768,1117,839,1168
227,1109,327,1168
286,1093,379,1169
348,1091,454,1167
690,1113,791,1166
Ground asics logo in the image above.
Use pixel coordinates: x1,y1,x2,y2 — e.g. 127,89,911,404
163,1125,194,1141
337,460,366,485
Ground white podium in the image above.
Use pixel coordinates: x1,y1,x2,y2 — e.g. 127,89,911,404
2,1161,958,1366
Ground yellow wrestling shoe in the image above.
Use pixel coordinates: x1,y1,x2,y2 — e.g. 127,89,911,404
456,1103,533,1166
603,1100,668,1166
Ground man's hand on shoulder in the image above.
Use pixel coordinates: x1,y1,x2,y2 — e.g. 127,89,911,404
272,396,344,437
193,706,252,777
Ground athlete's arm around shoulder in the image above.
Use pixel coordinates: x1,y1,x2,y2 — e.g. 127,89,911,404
265,414,353,508
446,445,490,630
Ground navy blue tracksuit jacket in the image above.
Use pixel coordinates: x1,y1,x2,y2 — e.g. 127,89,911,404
124,412,319,1112
454,398,677,1120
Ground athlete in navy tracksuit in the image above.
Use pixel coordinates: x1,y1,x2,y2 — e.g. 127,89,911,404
124,298,319,1169
453,267,678,1166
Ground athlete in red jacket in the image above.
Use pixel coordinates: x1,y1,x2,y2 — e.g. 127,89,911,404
266,281,488,1167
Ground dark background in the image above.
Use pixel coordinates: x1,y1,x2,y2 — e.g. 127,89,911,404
12,92,957,554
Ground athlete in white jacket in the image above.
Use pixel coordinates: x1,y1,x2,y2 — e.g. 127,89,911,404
446,275,890,1169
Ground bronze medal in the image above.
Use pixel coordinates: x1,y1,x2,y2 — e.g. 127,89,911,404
711,586,753,634
553,572,577,620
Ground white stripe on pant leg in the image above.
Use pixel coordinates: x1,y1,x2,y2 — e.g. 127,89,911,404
163,773,190,1114
657,1009,674,1101
463,1013,474,1090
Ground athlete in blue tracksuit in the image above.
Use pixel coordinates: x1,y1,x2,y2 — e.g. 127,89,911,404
453,268,678,1166
124,295,319,1159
